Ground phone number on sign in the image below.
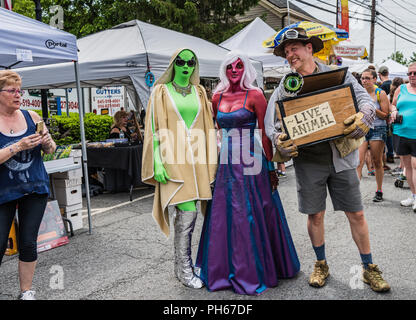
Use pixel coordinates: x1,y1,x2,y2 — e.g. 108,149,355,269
21,99,41,108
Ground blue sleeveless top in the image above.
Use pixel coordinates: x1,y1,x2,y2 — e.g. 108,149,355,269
0,110,49,205
393,84,416,139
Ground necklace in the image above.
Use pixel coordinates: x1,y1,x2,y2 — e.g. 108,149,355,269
172,82,192,97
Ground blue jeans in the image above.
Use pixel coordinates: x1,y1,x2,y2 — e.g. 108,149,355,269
0,193,48,265
365,126,387,142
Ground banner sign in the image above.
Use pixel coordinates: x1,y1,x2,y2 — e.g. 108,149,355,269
92,86,124,116
333,45,366,57
337,0,349,34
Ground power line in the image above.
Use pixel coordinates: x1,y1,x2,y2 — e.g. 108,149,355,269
376,20,416,45
292,0,416,46
291,0,371,22
290,0,338,16
377,17,416,42
349,0,416,36
380,2,416,20
400,0,416,8
376,8,416,34
315,0,372,17
389,0,416,17
349,0,371,10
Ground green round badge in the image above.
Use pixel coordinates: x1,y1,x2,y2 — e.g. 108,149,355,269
283,72,304,94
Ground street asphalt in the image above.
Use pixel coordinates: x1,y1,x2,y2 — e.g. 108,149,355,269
1,162,415,302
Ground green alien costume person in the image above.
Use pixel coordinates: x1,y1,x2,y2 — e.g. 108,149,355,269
141,49,217,288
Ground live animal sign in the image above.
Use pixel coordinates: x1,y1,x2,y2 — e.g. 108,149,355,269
277,83,359,148
283,102,336,140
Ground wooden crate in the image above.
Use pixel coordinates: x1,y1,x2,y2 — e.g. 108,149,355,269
276,83,358,148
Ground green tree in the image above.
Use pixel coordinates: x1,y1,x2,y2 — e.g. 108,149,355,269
389,51,408,66
409,52,416,64
13,0,260,44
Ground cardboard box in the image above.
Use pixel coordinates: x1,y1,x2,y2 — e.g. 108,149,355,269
276,68,358,148
59,202,83,214
52,167,83,179
55,184,82,206
73,156,82,165
63,209,83,231
43,157,74,172
70,149,82,158
53,177,82,188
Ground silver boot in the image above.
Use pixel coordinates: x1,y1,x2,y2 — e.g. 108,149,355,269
173,208,204,289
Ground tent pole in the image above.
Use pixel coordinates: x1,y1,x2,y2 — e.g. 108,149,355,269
74,61,92,234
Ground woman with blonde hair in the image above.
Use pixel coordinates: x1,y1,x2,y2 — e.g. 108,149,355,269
108,110,131,140
0,70,56,300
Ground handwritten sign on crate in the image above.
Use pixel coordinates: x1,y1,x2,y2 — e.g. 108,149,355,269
277,84,359,148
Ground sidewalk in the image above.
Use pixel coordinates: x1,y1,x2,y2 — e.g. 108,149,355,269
1,165,415,300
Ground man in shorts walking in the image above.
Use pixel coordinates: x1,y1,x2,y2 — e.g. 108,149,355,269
265,28,390,292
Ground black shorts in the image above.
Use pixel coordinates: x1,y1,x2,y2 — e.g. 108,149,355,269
393,134,416,157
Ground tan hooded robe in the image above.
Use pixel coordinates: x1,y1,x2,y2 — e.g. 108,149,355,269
141,49,217,237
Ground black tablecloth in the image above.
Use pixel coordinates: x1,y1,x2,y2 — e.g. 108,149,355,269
87,144,144,192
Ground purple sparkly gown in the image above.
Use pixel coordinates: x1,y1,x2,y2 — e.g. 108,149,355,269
195,95,300,295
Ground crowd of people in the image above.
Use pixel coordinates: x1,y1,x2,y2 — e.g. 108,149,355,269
352,63,416,210
2,26,416,300
142,27,397,297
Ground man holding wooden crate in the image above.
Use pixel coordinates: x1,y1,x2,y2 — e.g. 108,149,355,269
264,28,390,293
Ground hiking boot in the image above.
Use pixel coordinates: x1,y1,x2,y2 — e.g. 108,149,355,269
373,191,383,202
362,264,390,292
308,260,329,288
400,196,415,207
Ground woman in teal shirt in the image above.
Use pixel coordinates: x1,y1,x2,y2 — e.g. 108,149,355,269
391,62,416,212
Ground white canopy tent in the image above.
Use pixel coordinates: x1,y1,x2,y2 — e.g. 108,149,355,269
378,59,409,80
339,57,409,80
0,7,93,233
17,19,264,110
220,17,290,78
339,57,372,73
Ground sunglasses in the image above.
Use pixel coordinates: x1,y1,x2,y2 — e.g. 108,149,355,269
281,29,308,41
407,71,416,76
175,57,196,68
0,89,24,95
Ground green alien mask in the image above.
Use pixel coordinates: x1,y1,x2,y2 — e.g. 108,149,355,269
173,49,196,87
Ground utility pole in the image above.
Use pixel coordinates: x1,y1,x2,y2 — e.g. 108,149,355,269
369,0,376,63
33,0,49,122
394,18,397,57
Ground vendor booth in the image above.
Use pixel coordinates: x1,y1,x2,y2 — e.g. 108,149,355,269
0,7,93,234
16,19,264,111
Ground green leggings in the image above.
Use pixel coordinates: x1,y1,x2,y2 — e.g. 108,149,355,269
176,201,196,212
